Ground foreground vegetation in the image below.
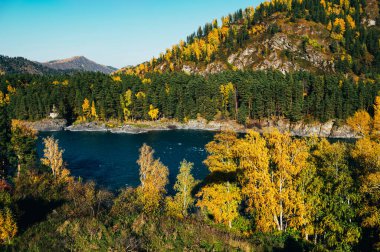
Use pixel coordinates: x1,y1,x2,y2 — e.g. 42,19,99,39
0,95,379,251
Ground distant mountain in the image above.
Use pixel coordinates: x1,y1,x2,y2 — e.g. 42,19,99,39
42,56,117,74
0,55,62,75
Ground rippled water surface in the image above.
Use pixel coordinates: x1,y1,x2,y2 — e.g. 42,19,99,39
37,130,215,191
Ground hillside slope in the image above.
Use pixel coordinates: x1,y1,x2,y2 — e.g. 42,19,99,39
42,56,117,74
0,55,61,75
117,0,379,77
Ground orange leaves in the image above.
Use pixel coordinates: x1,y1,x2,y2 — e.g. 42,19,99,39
112,76,122,82
330,18,346,41
346,15,356,29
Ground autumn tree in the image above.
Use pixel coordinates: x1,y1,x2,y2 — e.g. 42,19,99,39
346,110,372,137
0,208,17,244
81,98,91,121
234,130,276,232
264,129,310,232
372,96,380,138
219,82,234,118
91,101,98,120
137,144,169,213
41,136,70,181
120,89,133,121
351,137,380,249
204,130,238,175
10,120,37,177
166,160,196,218
197,182,241,228
148,104,159,121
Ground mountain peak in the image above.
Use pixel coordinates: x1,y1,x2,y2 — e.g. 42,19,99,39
43,56,117,74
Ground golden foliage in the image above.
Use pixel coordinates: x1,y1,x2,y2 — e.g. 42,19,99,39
331,18,346,41
142,78,152,85
91,101,98,120
120,89,133,121
135,91,146,99
0,91,10,106
148,104,159,121
204,131,238,173
137,144,169,213
346,15,356,29
166,160,196,218
220,82,234,116
346,110,372,136
0,208,17,244
235,130,275,232
41,136,70,182
197,182,241,228
6,85,16,94
264,129,310,231
373,96,380,137
112,76,122,82
81,98,91,121
351,137,380,232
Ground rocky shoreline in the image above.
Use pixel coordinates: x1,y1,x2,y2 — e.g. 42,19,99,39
21,118,358,138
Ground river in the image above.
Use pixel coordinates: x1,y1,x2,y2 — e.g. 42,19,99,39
37,130,215,191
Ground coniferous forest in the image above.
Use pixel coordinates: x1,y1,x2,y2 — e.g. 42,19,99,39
0,0,380,250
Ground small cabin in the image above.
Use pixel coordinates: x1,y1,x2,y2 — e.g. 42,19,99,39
49,105,59,119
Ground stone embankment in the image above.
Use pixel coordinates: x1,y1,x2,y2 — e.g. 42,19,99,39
23,118,358,138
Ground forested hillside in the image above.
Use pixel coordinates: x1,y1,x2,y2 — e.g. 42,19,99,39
117,0,379,76
1,71,379,125
0,55,63,75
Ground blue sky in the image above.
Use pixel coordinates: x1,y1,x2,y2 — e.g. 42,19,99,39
0,0,260,68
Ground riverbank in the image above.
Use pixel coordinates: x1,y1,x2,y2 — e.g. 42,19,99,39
20,118,359,138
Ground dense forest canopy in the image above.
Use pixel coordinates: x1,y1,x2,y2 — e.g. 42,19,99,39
1,71,380,124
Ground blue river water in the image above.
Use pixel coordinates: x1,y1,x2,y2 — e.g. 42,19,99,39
37,130,215,191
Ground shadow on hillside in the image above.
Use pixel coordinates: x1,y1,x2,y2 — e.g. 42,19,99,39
16,197,64,233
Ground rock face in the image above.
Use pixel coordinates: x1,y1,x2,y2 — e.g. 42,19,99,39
247,119,358,138
42,56,117,74
21,117,357,138
63,119,358,138
20,119,67,131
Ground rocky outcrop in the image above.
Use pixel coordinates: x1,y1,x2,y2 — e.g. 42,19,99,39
247,118,358,138
20,117,357,138
20,119,67,131
63,118,358,138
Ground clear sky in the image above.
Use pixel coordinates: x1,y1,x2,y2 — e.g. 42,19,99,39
0,0,261,68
